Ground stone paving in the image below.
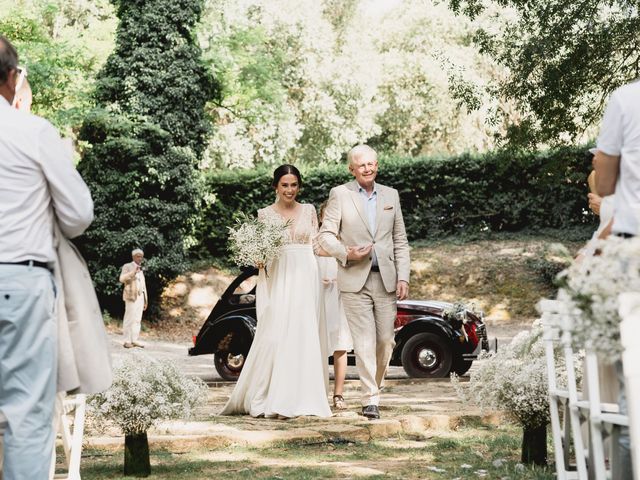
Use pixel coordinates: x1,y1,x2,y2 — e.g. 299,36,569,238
85,377,504,453
91,323,519,453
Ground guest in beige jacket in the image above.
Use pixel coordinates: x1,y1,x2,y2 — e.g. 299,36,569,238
318,144,410,420
119,248,147,348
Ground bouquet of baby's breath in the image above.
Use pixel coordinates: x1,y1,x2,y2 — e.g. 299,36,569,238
452,321,581,429
88,354,207,435
227,212,290,268
556,235,640,362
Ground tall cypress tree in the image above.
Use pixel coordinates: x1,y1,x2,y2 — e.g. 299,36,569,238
77,0,219,313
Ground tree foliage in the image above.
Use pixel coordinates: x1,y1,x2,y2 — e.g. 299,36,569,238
0,0,115,135
448,0,640,147
199,0,501,168
77,0,218,313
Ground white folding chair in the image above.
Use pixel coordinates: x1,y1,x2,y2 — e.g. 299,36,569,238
619,293,640,480
582,350,628,480
540,299,588,479
50,394,86,480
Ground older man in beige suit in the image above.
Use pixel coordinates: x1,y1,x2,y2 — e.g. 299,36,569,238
119,248,147,348
318,144,410,419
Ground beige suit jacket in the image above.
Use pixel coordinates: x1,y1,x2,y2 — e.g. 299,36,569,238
120,261,147,303
53,222,113,394
318,180,410,293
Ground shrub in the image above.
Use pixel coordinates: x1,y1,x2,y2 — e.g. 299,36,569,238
195,145,596,260
76,0,218,313
526,243,573,289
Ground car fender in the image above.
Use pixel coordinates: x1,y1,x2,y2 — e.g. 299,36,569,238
390,316,462,365
188,314,256,356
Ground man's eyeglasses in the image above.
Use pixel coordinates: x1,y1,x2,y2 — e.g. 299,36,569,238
15,65,27,92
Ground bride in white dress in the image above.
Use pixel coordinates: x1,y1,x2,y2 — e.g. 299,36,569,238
221,165,331,418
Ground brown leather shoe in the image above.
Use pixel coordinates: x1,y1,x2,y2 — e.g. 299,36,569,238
123,342,134,348
132,342,145,348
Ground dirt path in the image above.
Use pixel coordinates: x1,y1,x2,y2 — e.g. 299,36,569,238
108,318,526,383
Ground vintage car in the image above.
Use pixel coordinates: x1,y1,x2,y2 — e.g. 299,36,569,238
188,268,494,381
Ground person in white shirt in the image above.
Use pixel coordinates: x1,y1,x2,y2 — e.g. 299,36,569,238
594,79,640,236
119,249,148,348
0,36,93,480
593,79,640,480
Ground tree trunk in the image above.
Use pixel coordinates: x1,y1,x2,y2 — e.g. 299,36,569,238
521,424,547,465
124,432,151,477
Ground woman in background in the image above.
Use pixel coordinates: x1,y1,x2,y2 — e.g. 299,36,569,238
317,202,353,410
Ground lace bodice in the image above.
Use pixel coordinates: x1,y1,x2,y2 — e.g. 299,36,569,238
258,203,318,245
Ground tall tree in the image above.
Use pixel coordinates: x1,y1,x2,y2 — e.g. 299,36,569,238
0,0,115,135
77,0,219,313
448,0,640,147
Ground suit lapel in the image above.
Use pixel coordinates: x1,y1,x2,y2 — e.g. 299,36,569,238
374,186,384,237
347,181,373,236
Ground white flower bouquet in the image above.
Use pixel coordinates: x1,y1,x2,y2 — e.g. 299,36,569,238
452,321,581,429
227,212,290,269
556,235,640,362
88,354,208,435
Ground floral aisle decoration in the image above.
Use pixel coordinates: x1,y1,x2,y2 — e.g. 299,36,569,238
88,355,208,477
556,235,640,363
442,302,479,341
451,322,581,465
227,212,290,271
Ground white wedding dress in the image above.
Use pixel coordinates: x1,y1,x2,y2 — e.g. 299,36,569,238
221,203,331,418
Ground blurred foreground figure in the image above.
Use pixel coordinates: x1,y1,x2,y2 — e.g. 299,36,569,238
0,35,93,480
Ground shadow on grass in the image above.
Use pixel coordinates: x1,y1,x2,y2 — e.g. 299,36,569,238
81,424,557,479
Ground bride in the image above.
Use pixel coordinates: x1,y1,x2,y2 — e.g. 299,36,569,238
220,164,331,418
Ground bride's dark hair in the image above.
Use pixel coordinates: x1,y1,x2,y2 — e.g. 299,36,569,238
272,164,302,188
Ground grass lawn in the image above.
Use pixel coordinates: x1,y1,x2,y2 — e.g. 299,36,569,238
81,423,556,479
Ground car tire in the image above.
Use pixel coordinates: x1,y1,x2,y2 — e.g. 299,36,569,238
401,332,453,378
451,356,473,376
214,350,245,381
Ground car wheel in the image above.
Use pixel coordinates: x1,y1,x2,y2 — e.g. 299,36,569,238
214,350,245,381
401,332,453,378
451,356,473,376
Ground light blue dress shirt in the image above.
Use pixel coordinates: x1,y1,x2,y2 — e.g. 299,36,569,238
358,183,378,267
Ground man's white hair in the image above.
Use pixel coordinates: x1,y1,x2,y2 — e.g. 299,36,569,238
347,144,377,166
131,248,144,257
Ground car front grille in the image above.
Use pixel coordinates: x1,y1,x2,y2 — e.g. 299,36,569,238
477,323,489,351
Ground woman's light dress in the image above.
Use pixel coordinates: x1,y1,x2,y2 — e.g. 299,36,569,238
221,203,331,418
317,256,353,353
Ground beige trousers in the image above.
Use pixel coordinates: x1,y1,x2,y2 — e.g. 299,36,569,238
341,271,397,406
122,295,144,344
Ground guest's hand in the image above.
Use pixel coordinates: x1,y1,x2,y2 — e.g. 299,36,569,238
346,244,372,262
396,281,409,301
588,193,602,216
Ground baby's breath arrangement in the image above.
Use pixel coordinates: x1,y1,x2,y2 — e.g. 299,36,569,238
452,321,581,465
88,354,208,435
556,235,640,362
227,212,290,268
452,321,580,429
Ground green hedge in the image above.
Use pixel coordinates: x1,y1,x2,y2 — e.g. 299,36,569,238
195,145,596,259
